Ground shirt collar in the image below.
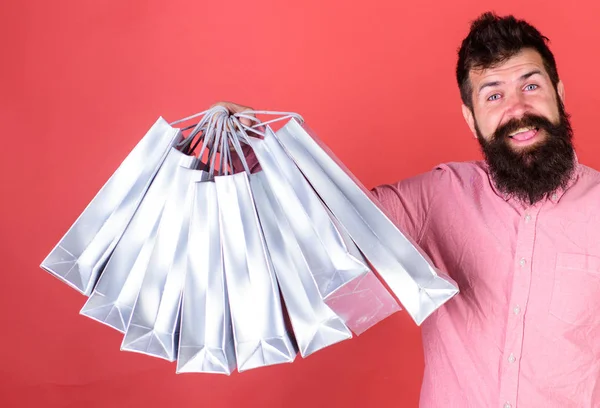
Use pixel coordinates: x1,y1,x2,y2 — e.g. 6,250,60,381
486,153,581,205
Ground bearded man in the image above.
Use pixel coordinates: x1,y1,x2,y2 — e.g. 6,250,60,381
217,11,600,408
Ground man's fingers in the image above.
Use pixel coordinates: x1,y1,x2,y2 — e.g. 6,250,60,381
238,117,254,128
211,101,253,115
211,101,256,128
207,101,263,149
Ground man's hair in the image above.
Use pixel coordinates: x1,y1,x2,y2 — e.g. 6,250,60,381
456,12,560,109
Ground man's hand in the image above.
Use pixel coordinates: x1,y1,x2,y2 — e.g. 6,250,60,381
209,102,261,173
210,101,256,128
207,101,260,156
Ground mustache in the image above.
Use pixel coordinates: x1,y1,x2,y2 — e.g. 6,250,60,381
494,113,560,141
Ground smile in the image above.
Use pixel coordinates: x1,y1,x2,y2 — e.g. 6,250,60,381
508,127,539,142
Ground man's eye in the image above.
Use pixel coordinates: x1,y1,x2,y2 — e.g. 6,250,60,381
487,94,501,101
524,84,538,91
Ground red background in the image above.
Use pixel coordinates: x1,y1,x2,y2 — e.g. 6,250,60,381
2,1,600,407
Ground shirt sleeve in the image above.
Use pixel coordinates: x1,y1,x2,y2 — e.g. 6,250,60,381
370,167,444,244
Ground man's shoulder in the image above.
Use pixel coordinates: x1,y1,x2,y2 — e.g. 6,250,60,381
429,160,490,183
577,163,600,188
434,159,488,173
376,160,490,207
580,163,600,178
391,160,489,193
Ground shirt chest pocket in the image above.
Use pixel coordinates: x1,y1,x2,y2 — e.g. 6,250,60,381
549,253,600,326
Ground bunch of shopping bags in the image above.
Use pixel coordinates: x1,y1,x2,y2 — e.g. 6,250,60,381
40,106,459,374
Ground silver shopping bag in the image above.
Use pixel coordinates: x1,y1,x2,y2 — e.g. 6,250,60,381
246,131,400,345
80,148,197,332
248,132,368,297
176,181,236,375
215,171,296,372
120,166,208,361
40,118,181,295
273,118,459,325
250,171,352,356
323,209,402,335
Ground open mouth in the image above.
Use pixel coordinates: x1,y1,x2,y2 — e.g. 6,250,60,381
508,127,539,142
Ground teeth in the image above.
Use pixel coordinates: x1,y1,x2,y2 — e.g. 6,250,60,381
509,127,535,137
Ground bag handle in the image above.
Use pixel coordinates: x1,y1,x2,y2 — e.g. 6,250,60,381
221,125,233,176
198,111,244,177
206,114,225,178
169,107,304,176
177,106,227,156
233,110,304,129
226,115,252,175
226,111,301,175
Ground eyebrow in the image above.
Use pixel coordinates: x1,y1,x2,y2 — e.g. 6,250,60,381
477,69,543,95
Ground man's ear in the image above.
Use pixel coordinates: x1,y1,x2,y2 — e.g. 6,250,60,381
557,80,565,104
462,104,477,139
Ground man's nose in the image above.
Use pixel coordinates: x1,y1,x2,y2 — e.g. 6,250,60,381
504,92,529,119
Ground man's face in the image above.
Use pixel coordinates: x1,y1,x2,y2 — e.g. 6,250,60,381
461,48,576,204
466,48,563,148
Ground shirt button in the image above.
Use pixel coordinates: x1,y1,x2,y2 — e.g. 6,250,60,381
508,353,516,363
524,214,531,223
519,258,527,267
504,403,512,408
513,306,521,315
552,193,558,201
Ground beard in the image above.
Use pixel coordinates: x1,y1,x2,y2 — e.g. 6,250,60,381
475,101,576,205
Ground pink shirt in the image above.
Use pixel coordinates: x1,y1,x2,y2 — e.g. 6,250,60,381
372,159,600,408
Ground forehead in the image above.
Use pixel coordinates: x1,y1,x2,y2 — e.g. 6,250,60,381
469,48,548,84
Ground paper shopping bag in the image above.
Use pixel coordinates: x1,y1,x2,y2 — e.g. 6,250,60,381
215,171,296,372
41,118,181,295
323,209,402,335
80,148,196,332
247,131,400,343
120,166,208,361
250,171,352,357
273,118,459,325
176,181,236,374
248,132,368,297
